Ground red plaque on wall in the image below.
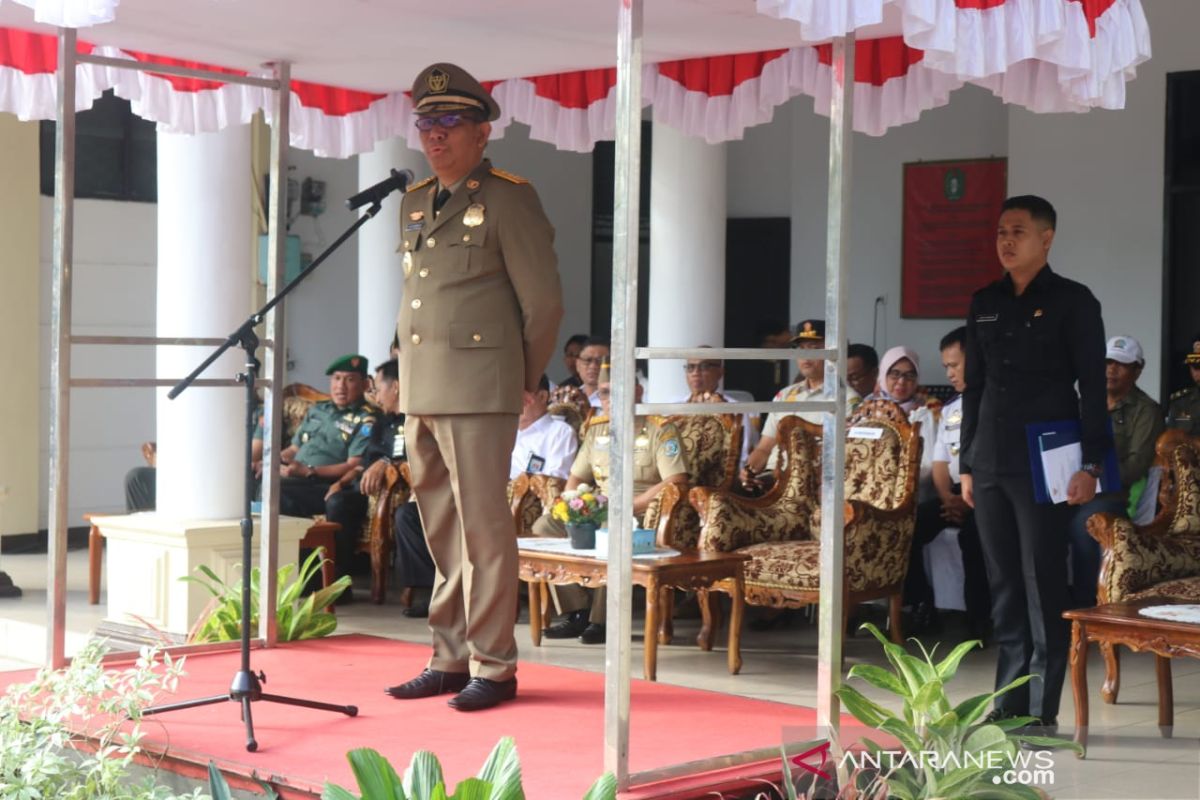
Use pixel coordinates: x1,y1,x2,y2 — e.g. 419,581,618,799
901,158,1007,319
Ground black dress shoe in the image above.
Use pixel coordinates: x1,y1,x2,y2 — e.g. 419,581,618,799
579,623,606,644
543,610,589,639
448,677,517,711
385,669,469,699
402,603,429,618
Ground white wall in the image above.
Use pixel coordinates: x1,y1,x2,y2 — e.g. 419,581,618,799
727,86,1010,385
1007,0,1199,401
39,198,158,526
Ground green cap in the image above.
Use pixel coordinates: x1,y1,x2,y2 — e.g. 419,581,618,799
326,354,369,376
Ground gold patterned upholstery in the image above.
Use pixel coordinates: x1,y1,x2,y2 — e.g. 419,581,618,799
547,385,593,436
510,472,566,537
1088,430,1200,702
691,399,922,645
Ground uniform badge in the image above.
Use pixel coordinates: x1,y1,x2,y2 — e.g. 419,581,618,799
359,423,372,437
1033,309,1044,318
409,211,424,222
405,221,424,232
662,438,680,458
427,67,449,94
392,429,406,459
463,203,486,227
403,251,413,276
526,453,545,473
466,179,480,190
948,408,962,425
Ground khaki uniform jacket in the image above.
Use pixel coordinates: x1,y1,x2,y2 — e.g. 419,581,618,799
396,158,563,415
570,415,689,496
1111,386,1164,489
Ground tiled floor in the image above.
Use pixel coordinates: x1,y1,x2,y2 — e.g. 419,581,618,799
2,550,1199,799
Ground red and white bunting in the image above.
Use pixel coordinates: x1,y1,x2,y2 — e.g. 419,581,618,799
0,0,1150,156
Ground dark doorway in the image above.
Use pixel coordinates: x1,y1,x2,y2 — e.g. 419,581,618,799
723,217,792,401
591,123,652,349
1164,70,1200,400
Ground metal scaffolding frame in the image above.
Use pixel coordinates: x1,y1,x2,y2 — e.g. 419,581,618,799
43,6,855,791
602,1,856,789
45,29,291,667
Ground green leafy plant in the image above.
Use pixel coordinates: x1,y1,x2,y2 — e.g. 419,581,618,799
827,622,1080,800
206,761,279,800
184,549,349,643
0,640,209,800
321,736,618,800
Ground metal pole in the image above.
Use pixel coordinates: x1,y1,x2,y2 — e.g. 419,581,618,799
605,0,643,789
47,27,77,669
817,34,854,733
259,61,290,647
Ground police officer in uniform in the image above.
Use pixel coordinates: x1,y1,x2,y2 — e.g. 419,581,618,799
535,361,689,643
278,354,378,599
961,196,1109,732
386,63,563,711
1167,333,1200,435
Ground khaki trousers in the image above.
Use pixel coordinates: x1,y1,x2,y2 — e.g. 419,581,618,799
406,413,520,681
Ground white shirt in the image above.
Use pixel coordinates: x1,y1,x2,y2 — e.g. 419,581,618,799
509,412,579,481
932,395,963,485
587,388,603,409
674,391,760,469
762,381,861,470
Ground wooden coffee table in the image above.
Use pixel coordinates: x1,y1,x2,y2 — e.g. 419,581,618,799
1064,599,1200,753
517,539,748,681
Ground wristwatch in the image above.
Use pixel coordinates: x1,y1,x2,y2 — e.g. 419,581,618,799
1080,462,1103,479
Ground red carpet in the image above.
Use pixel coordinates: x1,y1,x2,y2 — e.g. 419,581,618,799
6,635,822,798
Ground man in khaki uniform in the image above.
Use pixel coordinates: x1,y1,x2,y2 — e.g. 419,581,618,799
386,63,563,712
534,364,689,644
1167,332,1200,435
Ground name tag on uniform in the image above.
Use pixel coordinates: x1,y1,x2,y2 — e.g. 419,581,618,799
392,429,406,459
405,221,424,231
526,453,545,473
975,314,998,323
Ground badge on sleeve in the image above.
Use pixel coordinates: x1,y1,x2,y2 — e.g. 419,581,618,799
526,453,546,473
662,437,680,458
358,423,372,437
463,204,486,227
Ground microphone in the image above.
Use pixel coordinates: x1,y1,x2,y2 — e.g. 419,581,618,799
345,168,414,211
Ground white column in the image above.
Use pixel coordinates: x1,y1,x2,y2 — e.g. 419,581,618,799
646,122,727,402
155,127,251,520
357,137,426,366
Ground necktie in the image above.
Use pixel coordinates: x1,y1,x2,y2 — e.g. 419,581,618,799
434,187,452,213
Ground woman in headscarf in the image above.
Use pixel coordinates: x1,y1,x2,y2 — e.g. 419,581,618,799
865,345,939,500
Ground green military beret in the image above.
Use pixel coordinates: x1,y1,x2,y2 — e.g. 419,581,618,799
326,354,369,376
412,62,500,122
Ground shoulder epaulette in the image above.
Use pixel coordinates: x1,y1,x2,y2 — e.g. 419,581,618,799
586,415,610,429
1171,388,1193,401
489,167,528,184
407,175,435,193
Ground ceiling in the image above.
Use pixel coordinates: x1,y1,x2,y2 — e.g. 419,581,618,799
0,0,904,91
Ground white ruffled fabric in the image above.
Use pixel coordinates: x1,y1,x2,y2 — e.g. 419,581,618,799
0,0,1151,156
12,0,117,27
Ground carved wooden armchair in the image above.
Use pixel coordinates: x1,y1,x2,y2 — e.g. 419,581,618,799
691,399,922,647
1087,429,1200,703
547,385,593,436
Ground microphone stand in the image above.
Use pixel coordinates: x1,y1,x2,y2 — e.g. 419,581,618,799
141,192,396,751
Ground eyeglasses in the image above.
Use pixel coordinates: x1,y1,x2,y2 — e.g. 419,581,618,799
886,369,918,382
577,356,605,366
414,113,476,132
684,361,721,373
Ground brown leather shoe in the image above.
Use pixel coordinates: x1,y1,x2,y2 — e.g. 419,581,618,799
447,677,518,711
385,669,469,699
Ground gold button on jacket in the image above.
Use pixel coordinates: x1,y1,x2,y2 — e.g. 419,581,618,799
395,158,563,415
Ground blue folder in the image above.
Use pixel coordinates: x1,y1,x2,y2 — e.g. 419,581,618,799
1025,419,1120,504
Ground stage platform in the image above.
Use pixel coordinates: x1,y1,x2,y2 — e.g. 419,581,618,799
1,633,817,799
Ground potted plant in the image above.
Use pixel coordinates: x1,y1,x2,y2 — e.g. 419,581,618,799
550,483,608,549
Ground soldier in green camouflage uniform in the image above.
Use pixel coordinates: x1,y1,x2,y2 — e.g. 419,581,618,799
278,354,378,599
1167,332,1200,436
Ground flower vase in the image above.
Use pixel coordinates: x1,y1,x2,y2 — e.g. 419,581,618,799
566,521,597,550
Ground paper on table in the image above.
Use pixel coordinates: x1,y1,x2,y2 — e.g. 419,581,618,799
1139,605,1200,624
1040,441,1101,504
